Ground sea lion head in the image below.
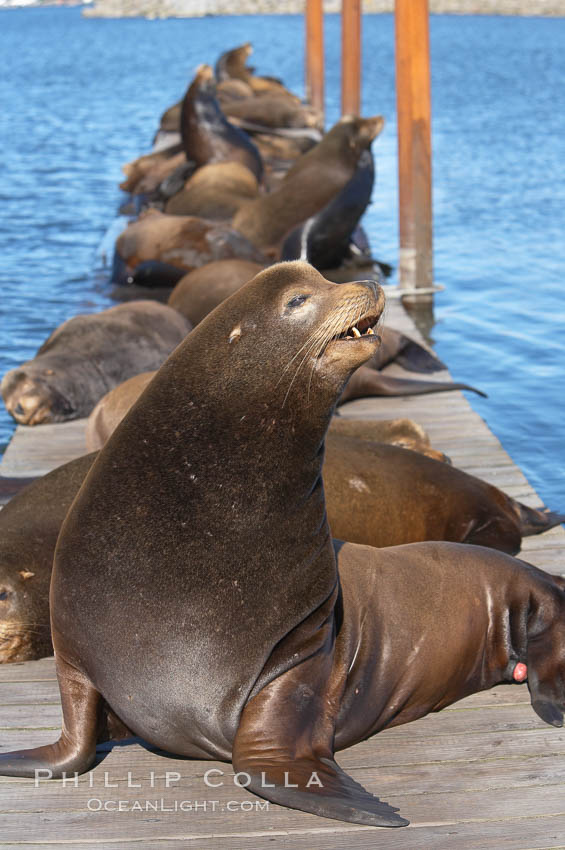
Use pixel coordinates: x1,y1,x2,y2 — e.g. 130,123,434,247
0,558,51,663
215,43,254,82
1,365,76,425
177,260,385,417
524,573,565,727
332,114,385,161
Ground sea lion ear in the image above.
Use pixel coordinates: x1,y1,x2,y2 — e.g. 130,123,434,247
526,630,565,728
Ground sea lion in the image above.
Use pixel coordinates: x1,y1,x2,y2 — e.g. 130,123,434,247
223,94,322,132
328,416,448,462
1,301,191,425
0,455,95,663
324,434,565,553
1,262,565,831
231,116,384,256
120,147,185,196
158,99,182,134
282,148,375,270
167,259,266,325
84,370,562,554
164,161,258,219
214,43,292,98
216,78,255,103
180,65,263,183
113,209,268,281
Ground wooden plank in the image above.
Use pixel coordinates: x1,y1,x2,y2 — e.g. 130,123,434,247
0,820,564,850
0,784,564,843
0,419,87,477
0,657,56,683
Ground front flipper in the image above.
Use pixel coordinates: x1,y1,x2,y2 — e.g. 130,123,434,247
0,654,101,778
233,651,408,828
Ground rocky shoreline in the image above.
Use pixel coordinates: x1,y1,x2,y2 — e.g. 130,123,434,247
82,0,565,19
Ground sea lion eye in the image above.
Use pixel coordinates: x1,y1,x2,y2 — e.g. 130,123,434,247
287,295,309,309
0,590,10,602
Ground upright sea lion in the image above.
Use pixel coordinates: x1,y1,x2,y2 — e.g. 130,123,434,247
0,455,95,663
181,65,263,183
113,209,268,281
2,262,565,831
282,149,375,270
1,301,191,425
167,259,266,325
231,116,384,255
164,161,258,219
214,43,292,98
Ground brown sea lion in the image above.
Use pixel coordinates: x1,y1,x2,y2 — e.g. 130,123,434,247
223,94,322,132
83,367,561,554
214,43,293,98
113,209,268,280
164,161,258,219
0,455,95,663
158,99,182,133
181,64,263,183
167,259,266,325
231,116,384,256
324,434,565,553
120,147,185,196
328,416,448,462
2,262,565,832
1,301,191,425
216,78,255,103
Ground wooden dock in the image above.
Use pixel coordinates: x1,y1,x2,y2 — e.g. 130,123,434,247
1,294,564,848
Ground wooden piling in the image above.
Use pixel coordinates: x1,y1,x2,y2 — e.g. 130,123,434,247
341,0,361,116
305,0,324,115
395,0,434,304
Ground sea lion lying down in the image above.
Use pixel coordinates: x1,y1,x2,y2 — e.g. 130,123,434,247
1,302,191,426
1,263,563,833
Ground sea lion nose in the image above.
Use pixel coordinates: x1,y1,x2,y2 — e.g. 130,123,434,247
356,280,382,300
14,404,24,417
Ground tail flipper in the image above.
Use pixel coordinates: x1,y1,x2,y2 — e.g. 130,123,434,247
516,503,565,537
340,368,487,404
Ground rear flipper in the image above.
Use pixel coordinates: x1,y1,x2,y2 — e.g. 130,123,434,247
233,649,408,828
340,367,486,404
0,654,101,778
516,502,565,537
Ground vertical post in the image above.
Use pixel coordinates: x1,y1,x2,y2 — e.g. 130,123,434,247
305,0,324,116
395,0,433,304
341,0,361,116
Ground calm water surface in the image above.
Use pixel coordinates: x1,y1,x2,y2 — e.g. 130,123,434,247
1,9,564,507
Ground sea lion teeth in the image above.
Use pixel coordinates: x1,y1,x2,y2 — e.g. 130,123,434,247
352,327,361,338
367,328,374,335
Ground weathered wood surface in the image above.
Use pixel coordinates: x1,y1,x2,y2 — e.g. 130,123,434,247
0,294,564,846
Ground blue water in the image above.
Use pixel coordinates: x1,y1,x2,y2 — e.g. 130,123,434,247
1,8,564,509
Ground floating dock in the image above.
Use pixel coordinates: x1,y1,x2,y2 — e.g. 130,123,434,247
1,294,564,848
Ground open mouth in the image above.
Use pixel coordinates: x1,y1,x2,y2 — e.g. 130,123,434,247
333,313,381,342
